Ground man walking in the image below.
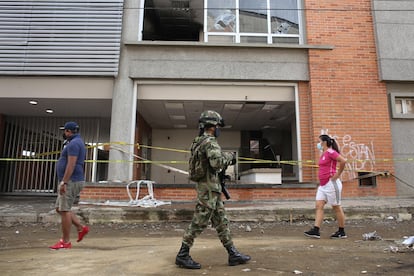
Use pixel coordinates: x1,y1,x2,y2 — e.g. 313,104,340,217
175,110,251,269
49,121,89,250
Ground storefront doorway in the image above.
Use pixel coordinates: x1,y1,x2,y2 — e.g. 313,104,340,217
135,81,301,184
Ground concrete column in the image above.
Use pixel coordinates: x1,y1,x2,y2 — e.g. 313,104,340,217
107,0,140,182
107,78,136,182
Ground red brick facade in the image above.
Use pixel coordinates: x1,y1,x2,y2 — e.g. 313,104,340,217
81,185,318,202
303,0,396,196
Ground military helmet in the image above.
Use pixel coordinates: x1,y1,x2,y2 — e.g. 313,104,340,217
199,110,225,128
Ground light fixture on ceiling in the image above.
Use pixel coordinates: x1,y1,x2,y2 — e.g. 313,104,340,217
45,109,54,114
174,124,187,128
29,100,38,105
243,102,265,111
275,115,288,121
262,104,280,111
224,103,243,111
170,115,186,120
165,102,184,110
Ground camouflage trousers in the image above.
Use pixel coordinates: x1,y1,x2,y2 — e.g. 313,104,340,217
182,191,233,248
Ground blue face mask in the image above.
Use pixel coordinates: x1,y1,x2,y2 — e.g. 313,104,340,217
317,142,323,151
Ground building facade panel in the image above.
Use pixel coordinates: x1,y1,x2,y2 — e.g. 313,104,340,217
373,1,414,195
127,46,309,81
379,59,414,81
387,83,414,196
373,0,414,81
0,1,120,194
0,0,124,76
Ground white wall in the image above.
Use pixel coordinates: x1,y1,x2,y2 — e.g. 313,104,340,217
0,77,113,99
151,129,241,184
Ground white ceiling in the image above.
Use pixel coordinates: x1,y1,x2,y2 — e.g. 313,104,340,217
0,98,112,118
0,98,295,131
138,99,295,131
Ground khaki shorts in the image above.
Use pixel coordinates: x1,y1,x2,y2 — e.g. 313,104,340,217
55,181,84,211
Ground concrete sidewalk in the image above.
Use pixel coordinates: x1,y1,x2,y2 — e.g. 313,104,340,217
0,195,413,224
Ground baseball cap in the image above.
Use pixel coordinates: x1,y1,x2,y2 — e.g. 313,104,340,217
60,121,79,131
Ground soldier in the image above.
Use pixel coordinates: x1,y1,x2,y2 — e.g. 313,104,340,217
175,110,251,269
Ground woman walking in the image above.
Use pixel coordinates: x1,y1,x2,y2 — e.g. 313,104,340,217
304,134,347,239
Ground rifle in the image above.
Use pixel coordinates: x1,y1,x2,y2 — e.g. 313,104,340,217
219,168,231,200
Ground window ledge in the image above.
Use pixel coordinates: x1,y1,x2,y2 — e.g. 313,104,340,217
125,41,334,50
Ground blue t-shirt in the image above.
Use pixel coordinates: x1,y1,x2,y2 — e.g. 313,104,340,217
57,134,86,182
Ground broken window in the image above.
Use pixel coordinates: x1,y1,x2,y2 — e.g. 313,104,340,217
250,139,260,158
141,0,302,44
142,0,203,41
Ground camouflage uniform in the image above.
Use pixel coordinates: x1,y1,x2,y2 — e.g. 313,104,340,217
176,111,250,269
182,132,235,248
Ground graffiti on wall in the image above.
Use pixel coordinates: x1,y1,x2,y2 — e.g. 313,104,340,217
321,130,376,180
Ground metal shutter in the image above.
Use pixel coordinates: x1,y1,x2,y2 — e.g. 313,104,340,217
0,0,123,76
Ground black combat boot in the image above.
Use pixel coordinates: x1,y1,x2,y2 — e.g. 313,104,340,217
175,243,201,269
226,245,251,266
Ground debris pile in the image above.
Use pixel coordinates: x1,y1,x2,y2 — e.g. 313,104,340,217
362,231,381,241
83,180,171,208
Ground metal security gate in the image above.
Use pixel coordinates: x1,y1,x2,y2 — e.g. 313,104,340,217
0,116,109,195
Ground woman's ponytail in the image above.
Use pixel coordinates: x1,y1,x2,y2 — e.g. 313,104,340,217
331,138,340,153
319,134,340,153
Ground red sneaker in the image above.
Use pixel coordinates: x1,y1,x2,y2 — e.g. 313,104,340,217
49,239,72,250
77,226,89,242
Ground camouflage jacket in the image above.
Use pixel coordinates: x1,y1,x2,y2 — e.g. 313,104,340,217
192,133,234,194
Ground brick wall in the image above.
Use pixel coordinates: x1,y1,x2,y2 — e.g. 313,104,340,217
298,81,316,183
303,0,396,196
80,185,319,202
80,183,392,202
81,178,392,202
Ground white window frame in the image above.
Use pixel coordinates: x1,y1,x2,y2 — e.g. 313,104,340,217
203,0,303,44
138,0,145,41
389,93,414,119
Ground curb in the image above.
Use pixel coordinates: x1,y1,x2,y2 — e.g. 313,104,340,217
1,205,412,225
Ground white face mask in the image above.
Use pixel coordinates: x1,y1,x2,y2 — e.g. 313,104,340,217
317,142,323,151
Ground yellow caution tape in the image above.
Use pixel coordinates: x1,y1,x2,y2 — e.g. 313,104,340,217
1,141,413,170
